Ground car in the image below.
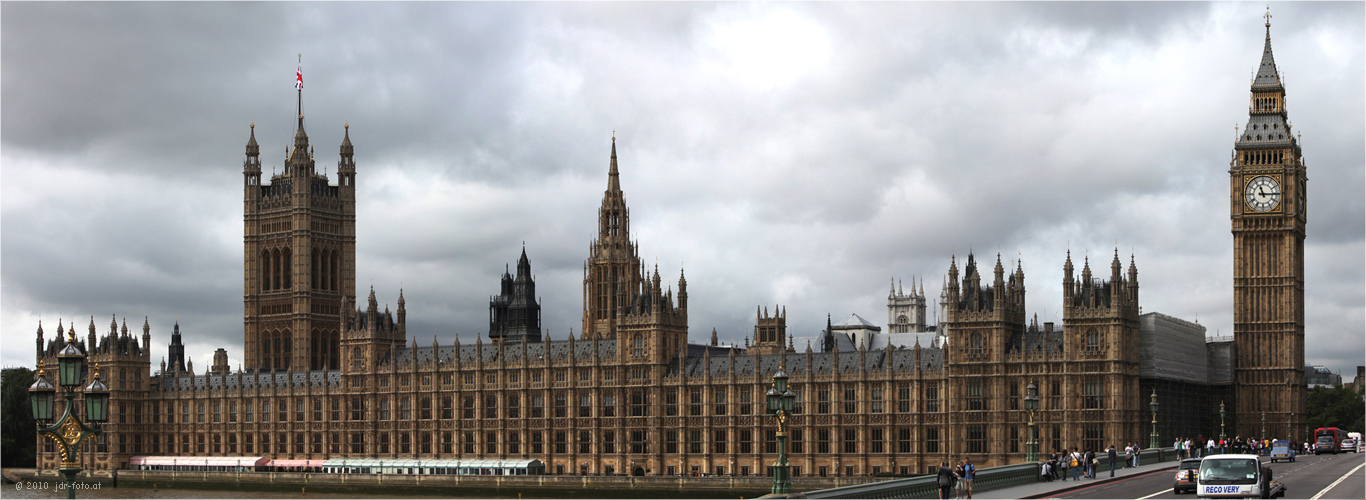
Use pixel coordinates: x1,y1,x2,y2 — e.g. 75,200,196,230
1174,458,1202,494
1342,438,1358,453
1269,440,1295,463
1314,436,1338,455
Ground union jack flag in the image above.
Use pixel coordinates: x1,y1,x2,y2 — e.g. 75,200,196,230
296,64,303,90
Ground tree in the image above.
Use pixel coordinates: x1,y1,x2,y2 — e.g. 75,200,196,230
1307,385,1365,434
1,367,37,467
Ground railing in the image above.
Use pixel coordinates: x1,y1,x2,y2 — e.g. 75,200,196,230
804,462,1038,499
803,448,1175,499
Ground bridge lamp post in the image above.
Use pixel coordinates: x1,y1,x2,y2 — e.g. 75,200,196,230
1024,382,1039,462
29,332,109,499
1260,413,1266,441
1149,389,1160,450
1219,400,1226,442
766,369,797,495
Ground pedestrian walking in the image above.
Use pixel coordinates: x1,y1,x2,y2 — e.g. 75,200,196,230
962,458,976,499
937,461,956,500
1107,445,1118,477
1133,443,1141,467
1057,451,1068,480
1084,449,1095,478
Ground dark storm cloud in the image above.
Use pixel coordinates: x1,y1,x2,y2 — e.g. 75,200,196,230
3,2,1362,378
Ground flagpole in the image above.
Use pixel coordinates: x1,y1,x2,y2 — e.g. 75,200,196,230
297,53,302,123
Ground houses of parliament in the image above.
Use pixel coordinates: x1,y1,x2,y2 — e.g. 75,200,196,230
34,20,1306,477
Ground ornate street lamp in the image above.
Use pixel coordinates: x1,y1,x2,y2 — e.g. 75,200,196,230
1024,382,1039,462
1149,389,1160,449
766,368,797,495
29,331,106,499
1219,400,1226,442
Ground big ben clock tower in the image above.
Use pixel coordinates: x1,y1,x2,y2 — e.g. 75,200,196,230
1231,12,1307,441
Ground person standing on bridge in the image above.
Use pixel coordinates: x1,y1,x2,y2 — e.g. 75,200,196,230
1107,445,1118,477
1070,448,1083,480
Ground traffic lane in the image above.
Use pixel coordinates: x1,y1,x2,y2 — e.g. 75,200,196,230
1051,453,1365,499
1281,452,1364,499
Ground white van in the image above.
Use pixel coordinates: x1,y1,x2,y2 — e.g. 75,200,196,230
1196,454,1283,498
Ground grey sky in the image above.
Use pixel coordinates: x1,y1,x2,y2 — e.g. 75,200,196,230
3,2,1362,379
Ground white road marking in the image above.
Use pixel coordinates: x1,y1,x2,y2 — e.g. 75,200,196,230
1309,461,1366,500
1136,488,1168,499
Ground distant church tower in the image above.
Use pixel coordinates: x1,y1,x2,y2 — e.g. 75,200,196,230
242,78,357,372
888,277,927,333
1230,12,1307,440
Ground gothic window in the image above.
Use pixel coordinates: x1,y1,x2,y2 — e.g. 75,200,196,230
967,380,985,411
632,334,644,357
261,250,270,290
331,250,339,291
924,383,940,412
969,332,984,357
1083,378,1103,409
843,386,857,414
665,430,679,454
1085,328,1101,353
967,425,986,453
714,389,727,415
842,429,856,453
579,430,593,454
1083,424,1103,453
871,387,883,413
630,391,645,417
898,384,911,412
816,388,830,414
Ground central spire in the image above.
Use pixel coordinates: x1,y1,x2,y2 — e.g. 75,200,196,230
608,132,620,194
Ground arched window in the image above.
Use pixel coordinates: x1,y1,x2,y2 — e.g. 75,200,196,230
261,250,272,290
632,335,644,358
282,247,292,289
969,332,984,356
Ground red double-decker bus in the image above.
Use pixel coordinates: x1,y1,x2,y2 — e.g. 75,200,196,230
1314,427,1345,454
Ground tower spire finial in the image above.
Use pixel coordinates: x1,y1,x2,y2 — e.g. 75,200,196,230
1264,4,1272,28
608,133,620,193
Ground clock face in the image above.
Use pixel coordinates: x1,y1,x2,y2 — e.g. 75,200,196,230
1245,175,1281,212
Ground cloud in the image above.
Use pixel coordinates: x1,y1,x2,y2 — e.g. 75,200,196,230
3,2,1362,379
